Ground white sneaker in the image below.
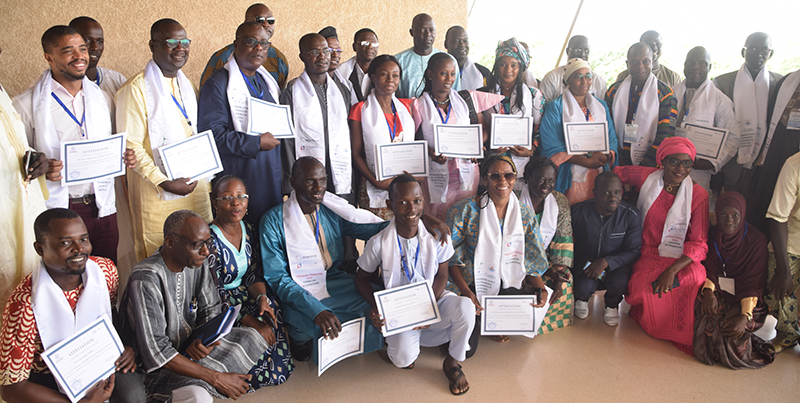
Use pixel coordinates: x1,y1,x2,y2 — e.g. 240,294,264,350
574,300,589,319
604,307,619,326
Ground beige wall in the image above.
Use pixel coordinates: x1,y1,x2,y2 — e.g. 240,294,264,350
0,0,468,97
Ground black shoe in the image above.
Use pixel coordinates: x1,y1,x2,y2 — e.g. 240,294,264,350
290,338,312,362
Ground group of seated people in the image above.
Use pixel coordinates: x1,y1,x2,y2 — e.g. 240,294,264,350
2,2,800,402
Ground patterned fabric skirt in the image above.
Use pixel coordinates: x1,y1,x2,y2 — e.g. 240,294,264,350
358,177,394,220
538,276,574,334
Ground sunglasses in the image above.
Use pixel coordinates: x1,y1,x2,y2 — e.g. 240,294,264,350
171,233,214,251
214,194,250,203
158,39,191,49
239,37,270,49
488,172,516,182
254,16,276,25
360,41,379,48
666,157,693,168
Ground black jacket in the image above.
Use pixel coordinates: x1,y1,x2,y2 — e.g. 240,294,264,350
570,199,642,272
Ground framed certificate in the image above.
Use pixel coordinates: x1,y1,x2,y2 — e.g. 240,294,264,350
158,130,224,181
681,123,728,161
42,315,123,403
61,133,127,187
247,97,295,138
490,114,532,149
433,124,484,158
317,318,365,376
563,122,610,155
480,295,537,336
374,140,429,181
374,280,441,337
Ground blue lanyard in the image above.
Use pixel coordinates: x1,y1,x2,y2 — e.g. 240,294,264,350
240,70,264,99
713,224,747,275
314,207,321,244
436,102,451,124
171,94,191,127
397,234,420,282
584,107,591,121
628,85,641,122
51,92,86,138
682,92,690,122
386,102,398,141
95,69,101,86
502,98,510,115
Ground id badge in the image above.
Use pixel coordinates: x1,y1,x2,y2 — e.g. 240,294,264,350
787,110,800,130
719,276,735,295
624,123,639,143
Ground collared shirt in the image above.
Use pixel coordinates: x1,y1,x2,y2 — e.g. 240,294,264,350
570,199,643,271
46,81,93,198
767,151,800,255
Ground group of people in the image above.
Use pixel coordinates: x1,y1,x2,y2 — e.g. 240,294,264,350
2,2,800,402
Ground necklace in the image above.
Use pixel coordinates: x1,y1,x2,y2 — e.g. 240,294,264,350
432,96,450,106
664,181,679,193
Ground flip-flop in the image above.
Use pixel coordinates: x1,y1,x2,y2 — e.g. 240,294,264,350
442,361,469,396
402,362,415,370
492,335,510,343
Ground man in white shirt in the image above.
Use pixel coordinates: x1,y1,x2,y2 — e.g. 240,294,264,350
337,28,379,104
539,35,606,101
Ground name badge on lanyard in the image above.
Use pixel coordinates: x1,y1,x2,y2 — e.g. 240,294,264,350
787,110,800,130
624,123,639,143
718,277,735,295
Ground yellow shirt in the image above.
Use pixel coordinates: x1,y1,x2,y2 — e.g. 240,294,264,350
766,152,800,256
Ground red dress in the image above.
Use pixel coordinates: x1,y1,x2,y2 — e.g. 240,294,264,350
616,166,709,352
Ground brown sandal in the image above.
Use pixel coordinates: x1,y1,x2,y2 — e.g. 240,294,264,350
492,335,510,343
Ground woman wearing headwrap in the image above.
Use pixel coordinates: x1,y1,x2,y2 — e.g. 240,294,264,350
693,192,774,369
479,37,545,190
614,137,709,354
540,58,618,205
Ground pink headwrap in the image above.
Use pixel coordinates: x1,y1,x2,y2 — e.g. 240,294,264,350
656,136,696,165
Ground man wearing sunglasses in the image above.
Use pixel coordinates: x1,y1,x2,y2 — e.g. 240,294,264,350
198,22,282,227
121,210,268,403
200,3,289,90
337,28,379,104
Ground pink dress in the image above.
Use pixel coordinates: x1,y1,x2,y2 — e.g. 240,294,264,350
615,166,709,353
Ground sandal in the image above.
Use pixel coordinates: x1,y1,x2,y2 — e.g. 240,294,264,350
442,361,469,396
492,335,510,343
402,362,415,370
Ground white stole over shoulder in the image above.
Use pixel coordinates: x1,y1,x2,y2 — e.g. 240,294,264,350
637,170,693,259
31,258,112,350
519,188,558,247
612,73,659,166
732,63,770,168
378,219,438,289
292,71,352,194
30,71,115,217
759,69,800,166
474,193,526,300
417,90,476,203
460,59,484,91
223,55,280,133
361,93,416,207
674,79,716,127
563,89,608,182
283,191,382,300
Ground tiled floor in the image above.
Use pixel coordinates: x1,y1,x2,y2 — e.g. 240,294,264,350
220,293,800,402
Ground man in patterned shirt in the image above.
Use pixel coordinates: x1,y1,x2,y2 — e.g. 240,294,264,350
0,208,143,403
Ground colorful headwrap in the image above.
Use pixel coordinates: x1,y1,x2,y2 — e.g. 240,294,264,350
564,58,591,81
481,154,517,177
656,136,697,165
495,37,529,71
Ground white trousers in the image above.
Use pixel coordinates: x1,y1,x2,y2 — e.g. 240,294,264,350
386,292,475,367
169,385,213,403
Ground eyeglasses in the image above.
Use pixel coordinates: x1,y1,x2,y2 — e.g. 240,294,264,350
567,47,590,54
745,46,772,55
254,16,276,25
302,48,333,58
329,48,343,54
666,157,693,168
488,172,516,182
359,41,379,48
171,233,214,251
570,73,593,81
214,194,249,203
157,39,191,49
239,37,271,49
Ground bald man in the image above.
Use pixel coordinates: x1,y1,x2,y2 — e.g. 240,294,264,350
539,35,607,101
445,26,489,91
199,3,289,89
616,31,682,87
395,13,460,98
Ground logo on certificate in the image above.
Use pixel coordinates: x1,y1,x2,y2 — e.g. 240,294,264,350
488,322,497,330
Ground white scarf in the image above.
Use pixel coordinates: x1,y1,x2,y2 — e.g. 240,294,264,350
418,90,477,203
493,84,534,177
612,73,659,166
473,193,526,300
563,89,608,182
759,69,800,166
338,57,370,103
674,79,717,128
732,63,770,168
637,170,693,259
361,93,416,207
378,219,438,289
460,59,484,91
31,258,112,350
292,71,352,194
519,188,558,247
30,70,115,217
283,191,382,300
143,59,197,200
223,55,280,133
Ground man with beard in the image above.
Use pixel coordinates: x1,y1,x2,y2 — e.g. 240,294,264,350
69,17,127,105
445,26,489,91
0,208,144,403
337,28,379,104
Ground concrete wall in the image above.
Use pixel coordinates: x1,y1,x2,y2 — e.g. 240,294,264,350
0,0,468,96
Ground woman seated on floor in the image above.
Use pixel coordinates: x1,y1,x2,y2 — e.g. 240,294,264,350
207,175,293,388
693,191,775,369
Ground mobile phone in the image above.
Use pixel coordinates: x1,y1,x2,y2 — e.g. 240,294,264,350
23,151,38,178
652,276,680,293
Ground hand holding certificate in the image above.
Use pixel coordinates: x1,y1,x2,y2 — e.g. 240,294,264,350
247,97,295,138
157,130,224,182
563,122,610,155
61,133,127,186
373,280,441,337
433,124,484,158
318,318,365,376
480,286,552,338
679,123,728,161
374,140,429,181
490,114,532,149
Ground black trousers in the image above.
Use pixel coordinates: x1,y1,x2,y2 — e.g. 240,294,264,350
571,264,632,308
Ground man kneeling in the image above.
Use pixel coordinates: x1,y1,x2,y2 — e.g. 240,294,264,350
355,175,474,395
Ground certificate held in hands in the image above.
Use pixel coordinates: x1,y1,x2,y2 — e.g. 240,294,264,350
490,114,532,149
61,133,127,187
563,122,610,155
157,130,224,182
433,124,484,158
374,280,441,337
247,97,295,138
318,318,365,376
679,123,728,161
374,140,429,181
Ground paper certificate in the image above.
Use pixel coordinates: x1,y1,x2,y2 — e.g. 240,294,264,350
318,318,365,376
374,280,441,337
61,133,127,186
433,124,484,158
374,140,429,181
681,123,728,161
480,295,536,336
563,122,610,155
42,315,123,403
247,97,295,138
490,114,532,149
158,130,223,182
